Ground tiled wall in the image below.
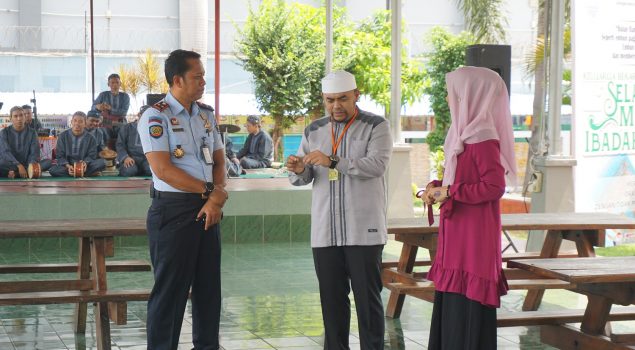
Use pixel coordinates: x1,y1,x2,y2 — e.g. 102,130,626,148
0,189,313,248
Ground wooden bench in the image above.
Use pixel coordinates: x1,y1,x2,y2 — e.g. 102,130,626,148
0,289,151,306
0,260,151,274
497,307,635,327
381,251,579,269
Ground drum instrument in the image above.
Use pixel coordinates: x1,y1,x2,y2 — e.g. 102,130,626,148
72,161,85,178
27,163,41,179
218,124,240,133
99,148,118,171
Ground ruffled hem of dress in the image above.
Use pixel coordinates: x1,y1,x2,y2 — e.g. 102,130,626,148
427,263,508,308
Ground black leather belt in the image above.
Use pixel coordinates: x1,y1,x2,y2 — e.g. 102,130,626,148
150,187,204,200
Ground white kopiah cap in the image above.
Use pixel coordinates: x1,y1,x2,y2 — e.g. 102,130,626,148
321,70,357,93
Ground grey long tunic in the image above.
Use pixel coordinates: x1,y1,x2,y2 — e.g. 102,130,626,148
55,130,99,165
0,126,40,166
289,109,393,248
116,121,145,163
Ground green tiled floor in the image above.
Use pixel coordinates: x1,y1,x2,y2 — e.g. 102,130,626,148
2,240,633,349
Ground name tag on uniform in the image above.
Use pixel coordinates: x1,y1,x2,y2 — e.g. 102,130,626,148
328,168,338,181
200,137,213,165
173,128,185,132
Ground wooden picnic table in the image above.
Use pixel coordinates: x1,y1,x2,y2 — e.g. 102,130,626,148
384,212,635,318
508,256,635,349
0,218,149,350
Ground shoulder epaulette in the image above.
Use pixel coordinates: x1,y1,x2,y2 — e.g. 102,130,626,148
196,101,215,112
152,101,169,112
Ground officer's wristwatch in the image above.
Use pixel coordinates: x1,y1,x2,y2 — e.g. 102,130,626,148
328,155,339,169
203,182,215,199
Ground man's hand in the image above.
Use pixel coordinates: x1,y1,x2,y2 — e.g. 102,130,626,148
286,155,306,174
123,157,135,168
197,198,223,230
103,103,112,111
66,164,74,176
302,151,330,167
17,164,28,179
232,157,240,165
81,161,87,173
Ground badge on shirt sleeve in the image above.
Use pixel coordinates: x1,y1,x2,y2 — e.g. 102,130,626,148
149,117,163,125
149,125,163,139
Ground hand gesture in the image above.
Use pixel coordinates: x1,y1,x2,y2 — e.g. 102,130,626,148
426,186,449,205
303,150,330,167
17,164,28,179
123,157,135,168
286,155,306,174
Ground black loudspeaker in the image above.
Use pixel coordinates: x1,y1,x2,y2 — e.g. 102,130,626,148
146,93,166,106
465,44,511,96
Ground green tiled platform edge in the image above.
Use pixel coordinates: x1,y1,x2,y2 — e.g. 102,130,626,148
0,189,312,246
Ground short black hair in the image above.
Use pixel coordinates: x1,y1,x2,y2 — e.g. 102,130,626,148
108,73,120,81
165,49,201,87
21,104,32,110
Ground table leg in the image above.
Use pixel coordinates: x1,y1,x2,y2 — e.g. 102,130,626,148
92,237,111,350
574,230,597,257
581,294,612,335
74,237,91,333
385,240,419,319
522,230,563,311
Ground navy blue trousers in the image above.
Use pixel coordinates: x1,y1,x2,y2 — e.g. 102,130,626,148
146,196,221,350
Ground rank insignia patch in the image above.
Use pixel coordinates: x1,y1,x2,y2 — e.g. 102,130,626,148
149,125,164,139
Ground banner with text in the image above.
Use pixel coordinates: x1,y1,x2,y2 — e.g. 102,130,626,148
574,0,635,244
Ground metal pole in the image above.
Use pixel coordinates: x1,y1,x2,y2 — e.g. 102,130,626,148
390,0,402,143
90,0,95,102
214,0,220,122
325,0,333,74
547,0,565,155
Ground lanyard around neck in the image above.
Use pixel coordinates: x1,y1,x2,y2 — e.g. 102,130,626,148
330,109,359,156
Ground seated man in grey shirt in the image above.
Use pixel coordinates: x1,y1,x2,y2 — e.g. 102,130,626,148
235,115,273,169
49,111,106,177
116,105,152,177
0,106,52,178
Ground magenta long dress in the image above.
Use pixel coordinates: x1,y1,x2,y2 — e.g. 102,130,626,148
427,139,509,308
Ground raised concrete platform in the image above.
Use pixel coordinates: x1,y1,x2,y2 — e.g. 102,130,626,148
0,177,312,245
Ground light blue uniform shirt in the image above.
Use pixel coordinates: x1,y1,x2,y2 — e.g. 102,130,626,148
138,91,223,192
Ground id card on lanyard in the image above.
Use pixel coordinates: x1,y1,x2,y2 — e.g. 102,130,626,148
329,109,358,181
201,137,213,165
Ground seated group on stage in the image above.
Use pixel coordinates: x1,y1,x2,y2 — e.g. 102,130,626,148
0,105,152,179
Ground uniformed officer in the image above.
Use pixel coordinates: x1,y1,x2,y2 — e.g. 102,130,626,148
138,49,228,350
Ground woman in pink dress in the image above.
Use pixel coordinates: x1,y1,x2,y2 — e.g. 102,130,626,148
423,66,517,350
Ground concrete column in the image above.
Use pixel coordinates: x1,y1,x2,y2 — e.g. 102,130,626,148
526,156,577,251
387,144,415,219
179,0,208,65
18,0,41,51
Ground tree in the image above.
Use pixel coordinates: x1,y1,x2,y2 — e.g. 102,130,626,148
522,0,571,193
338,10,427,114
137,49,167,94
236,0,326,161
424,27,475,151
455,0,507,43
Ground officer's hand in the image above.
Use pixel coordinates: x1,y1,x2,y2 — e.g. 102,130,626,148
303,151,330,167
17,164,28,178
197,199,222,230
286,155,305,174
66,164,74,176
123,157,135,168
